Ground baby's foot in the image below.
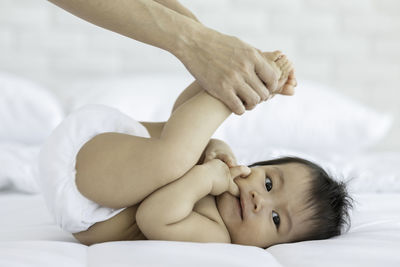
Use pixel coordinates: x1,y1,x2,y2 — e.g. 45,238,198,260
282,70,297,95
262,50,297,96
274,53,295,95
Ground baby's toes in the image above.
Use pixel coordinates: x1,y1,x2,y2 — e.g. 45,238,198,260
275,54,287,67
277,60,290,81
277,65,295,93
271,50,283,62
282,60,294,78
262,50,283,62
281,85,295,95
285,77,297,88
280,73,297,95
287,70,297,86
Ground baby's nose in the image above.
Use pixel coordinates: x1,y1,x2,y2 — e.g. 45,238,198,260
250,191,264,212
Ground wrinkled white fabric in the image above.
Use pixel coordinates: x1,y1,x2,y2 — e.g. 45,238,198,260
0,142,41,193
0,72,64,145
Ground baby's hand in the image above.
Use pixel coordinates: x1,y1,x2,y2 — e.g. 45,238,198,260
203,139,237,168
261,50,297,98
204,159,250,197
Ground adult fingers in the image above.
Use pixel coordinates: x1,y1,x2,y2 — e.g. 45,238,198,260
222,91,246,115
236,83,261,110
254,56,279,94
246,72,270,102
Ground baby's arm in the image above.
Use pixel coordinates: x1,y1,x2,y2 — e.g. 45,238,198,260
140,79,204,139
136,160,231,243
141,79,231,178
159,82,232,174
142,81,229,166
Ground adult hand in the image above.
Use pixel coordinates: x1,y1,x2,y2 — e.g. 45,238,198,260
178,30,280,115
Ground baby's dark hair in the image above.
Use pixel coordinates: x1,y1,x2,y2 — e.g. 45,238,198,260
247,156,353,242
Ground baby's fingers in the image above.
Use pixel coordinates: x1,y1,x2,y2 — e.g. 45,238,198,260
217,153,237,167
230,165,251,178
204,152,216,162
229,180,240,197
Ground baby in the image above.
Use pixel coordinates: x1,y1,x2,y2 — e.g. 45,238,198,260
38,51,352,248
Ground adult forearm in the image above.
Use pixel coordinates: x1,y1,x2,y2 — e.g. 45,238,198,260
153,0,200,23
47,0,205,55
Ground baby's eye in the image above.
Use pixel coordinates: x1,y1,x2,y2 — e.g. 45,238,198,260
272,211,280,227
265,177,273,191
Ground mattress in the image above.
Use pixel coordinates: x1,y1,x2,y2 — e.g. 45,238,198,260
0,190,399,267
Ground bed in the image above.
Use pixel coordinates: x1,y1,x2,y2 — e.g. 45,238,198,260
1,72,399,267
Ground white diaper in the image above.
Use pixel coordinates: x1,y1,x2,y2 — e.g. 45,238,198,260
37,104,150,233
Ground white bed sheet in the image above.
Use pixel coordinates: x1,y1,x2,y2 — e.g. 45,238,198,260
0,190,399,267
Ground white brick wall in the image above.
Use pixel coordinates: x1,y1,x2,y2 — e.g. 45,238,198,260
0,0,399,150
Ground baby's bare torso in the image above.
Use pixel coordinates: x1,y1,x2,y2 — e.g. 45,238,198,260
73,194,223,245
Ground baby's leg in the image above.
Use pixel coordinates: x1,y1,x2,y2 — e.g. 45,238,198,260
76,84,231,210
75,132,188,210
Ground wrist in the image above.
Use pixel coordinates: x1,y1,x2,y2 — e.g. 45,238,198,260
204,158,230,180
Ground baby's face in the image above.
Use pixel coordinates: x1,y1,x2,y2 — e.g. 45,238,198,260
216,162,313,248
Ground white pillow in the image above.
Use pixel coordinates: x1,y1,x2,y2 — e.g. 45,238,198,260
216,80,393,154
0,72,64,145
